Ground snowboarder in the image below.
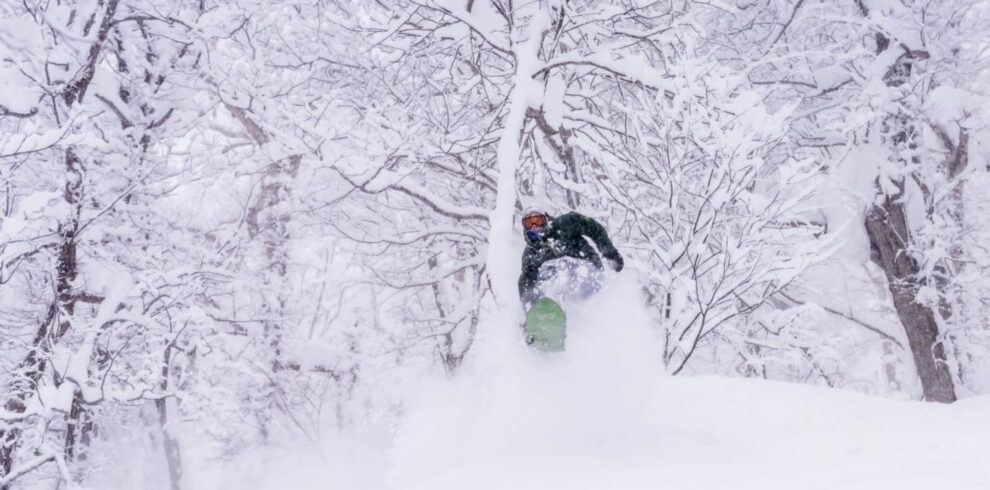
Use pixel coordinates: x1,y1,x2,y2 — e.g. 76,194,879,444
518,209,623,351
518,209,624,306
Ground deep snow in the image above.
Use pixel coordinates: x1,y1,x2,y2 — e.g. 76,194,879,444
194,274,990,490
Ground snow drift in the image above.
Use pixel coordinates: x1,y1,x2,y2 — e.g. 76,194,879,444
192,274,990,490
388,274,990,490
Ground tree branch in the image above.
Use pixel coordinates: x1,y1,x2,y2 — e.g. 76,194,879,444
767,0,807,50
62,0,121,105
0,105,39,119
778,290,905,348
0,451,54,487
94,93,133,128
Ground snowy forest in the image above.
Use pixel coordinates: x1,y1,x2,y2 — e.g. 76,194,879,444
1,0,989,489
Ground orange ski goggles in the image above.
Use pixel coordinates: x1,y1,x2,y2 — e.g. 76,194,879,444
521,212,547,230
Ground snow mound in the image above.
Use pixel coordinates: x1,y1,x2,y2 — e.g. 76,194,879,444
186,274,990,490
388,274,990,490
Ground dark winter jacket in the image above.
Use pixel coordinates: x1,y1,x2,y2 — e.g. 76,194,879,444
518,212,623,303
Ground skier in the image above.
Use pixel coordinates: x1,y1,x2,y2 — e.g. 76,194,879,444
517,209,624,309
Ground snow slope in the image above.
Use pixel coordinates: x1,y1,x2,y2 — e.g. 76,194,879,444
393,374,990,490
194,274,990,490
389,275,990,490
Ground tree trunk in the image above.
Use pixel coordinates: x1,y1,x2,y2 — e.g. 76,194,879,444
157,342,183,490
0,148,84,486
229,104,302,373
864,188,957,402
64,392,94,464
860,23,958,402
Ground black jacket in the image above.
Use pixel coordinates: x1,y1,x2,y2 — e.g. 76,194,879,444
518,212,623,303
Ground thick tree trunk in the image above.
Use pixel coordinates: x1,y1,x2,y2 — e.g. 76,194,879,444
859,21,958,402
864,188,957,403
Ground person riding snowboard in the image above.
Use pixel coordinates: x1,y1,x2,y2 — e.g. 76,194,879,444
518,209,624,309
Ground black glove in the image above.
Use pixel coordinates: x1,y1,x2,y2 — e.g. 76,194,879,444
609,254,624,272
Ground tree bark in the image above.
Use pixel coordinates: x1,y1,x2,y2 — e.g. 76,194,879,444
157,342,183,490
64,392,94,463
864,187,957,402
860,25,958,403
228,103,302,372
0,148,84,486
62,0,121,106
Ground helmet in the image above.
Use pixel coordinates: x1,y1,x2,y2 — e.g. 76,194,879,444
521,209,548,243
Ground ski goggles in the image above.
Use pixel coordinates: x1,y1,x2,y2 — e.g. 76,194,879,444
521,213,547,230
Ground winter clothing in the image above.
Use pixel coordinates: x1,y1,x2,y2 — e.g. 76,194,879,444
534,257,605,303
518,212,623,305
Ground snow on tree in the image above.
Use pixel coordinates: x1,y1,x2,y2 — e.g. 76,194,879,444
1,0,989,488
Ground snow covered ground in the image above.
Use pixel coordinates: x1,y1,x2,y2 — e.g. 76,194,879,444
195,275,990,490
392,375,990,490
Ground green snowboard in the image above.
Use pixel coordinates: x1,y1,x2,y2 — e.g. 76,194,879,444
524,297,566,352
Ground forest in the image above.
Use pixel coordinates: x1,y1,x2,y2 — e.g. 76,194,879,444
1,0,988,488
